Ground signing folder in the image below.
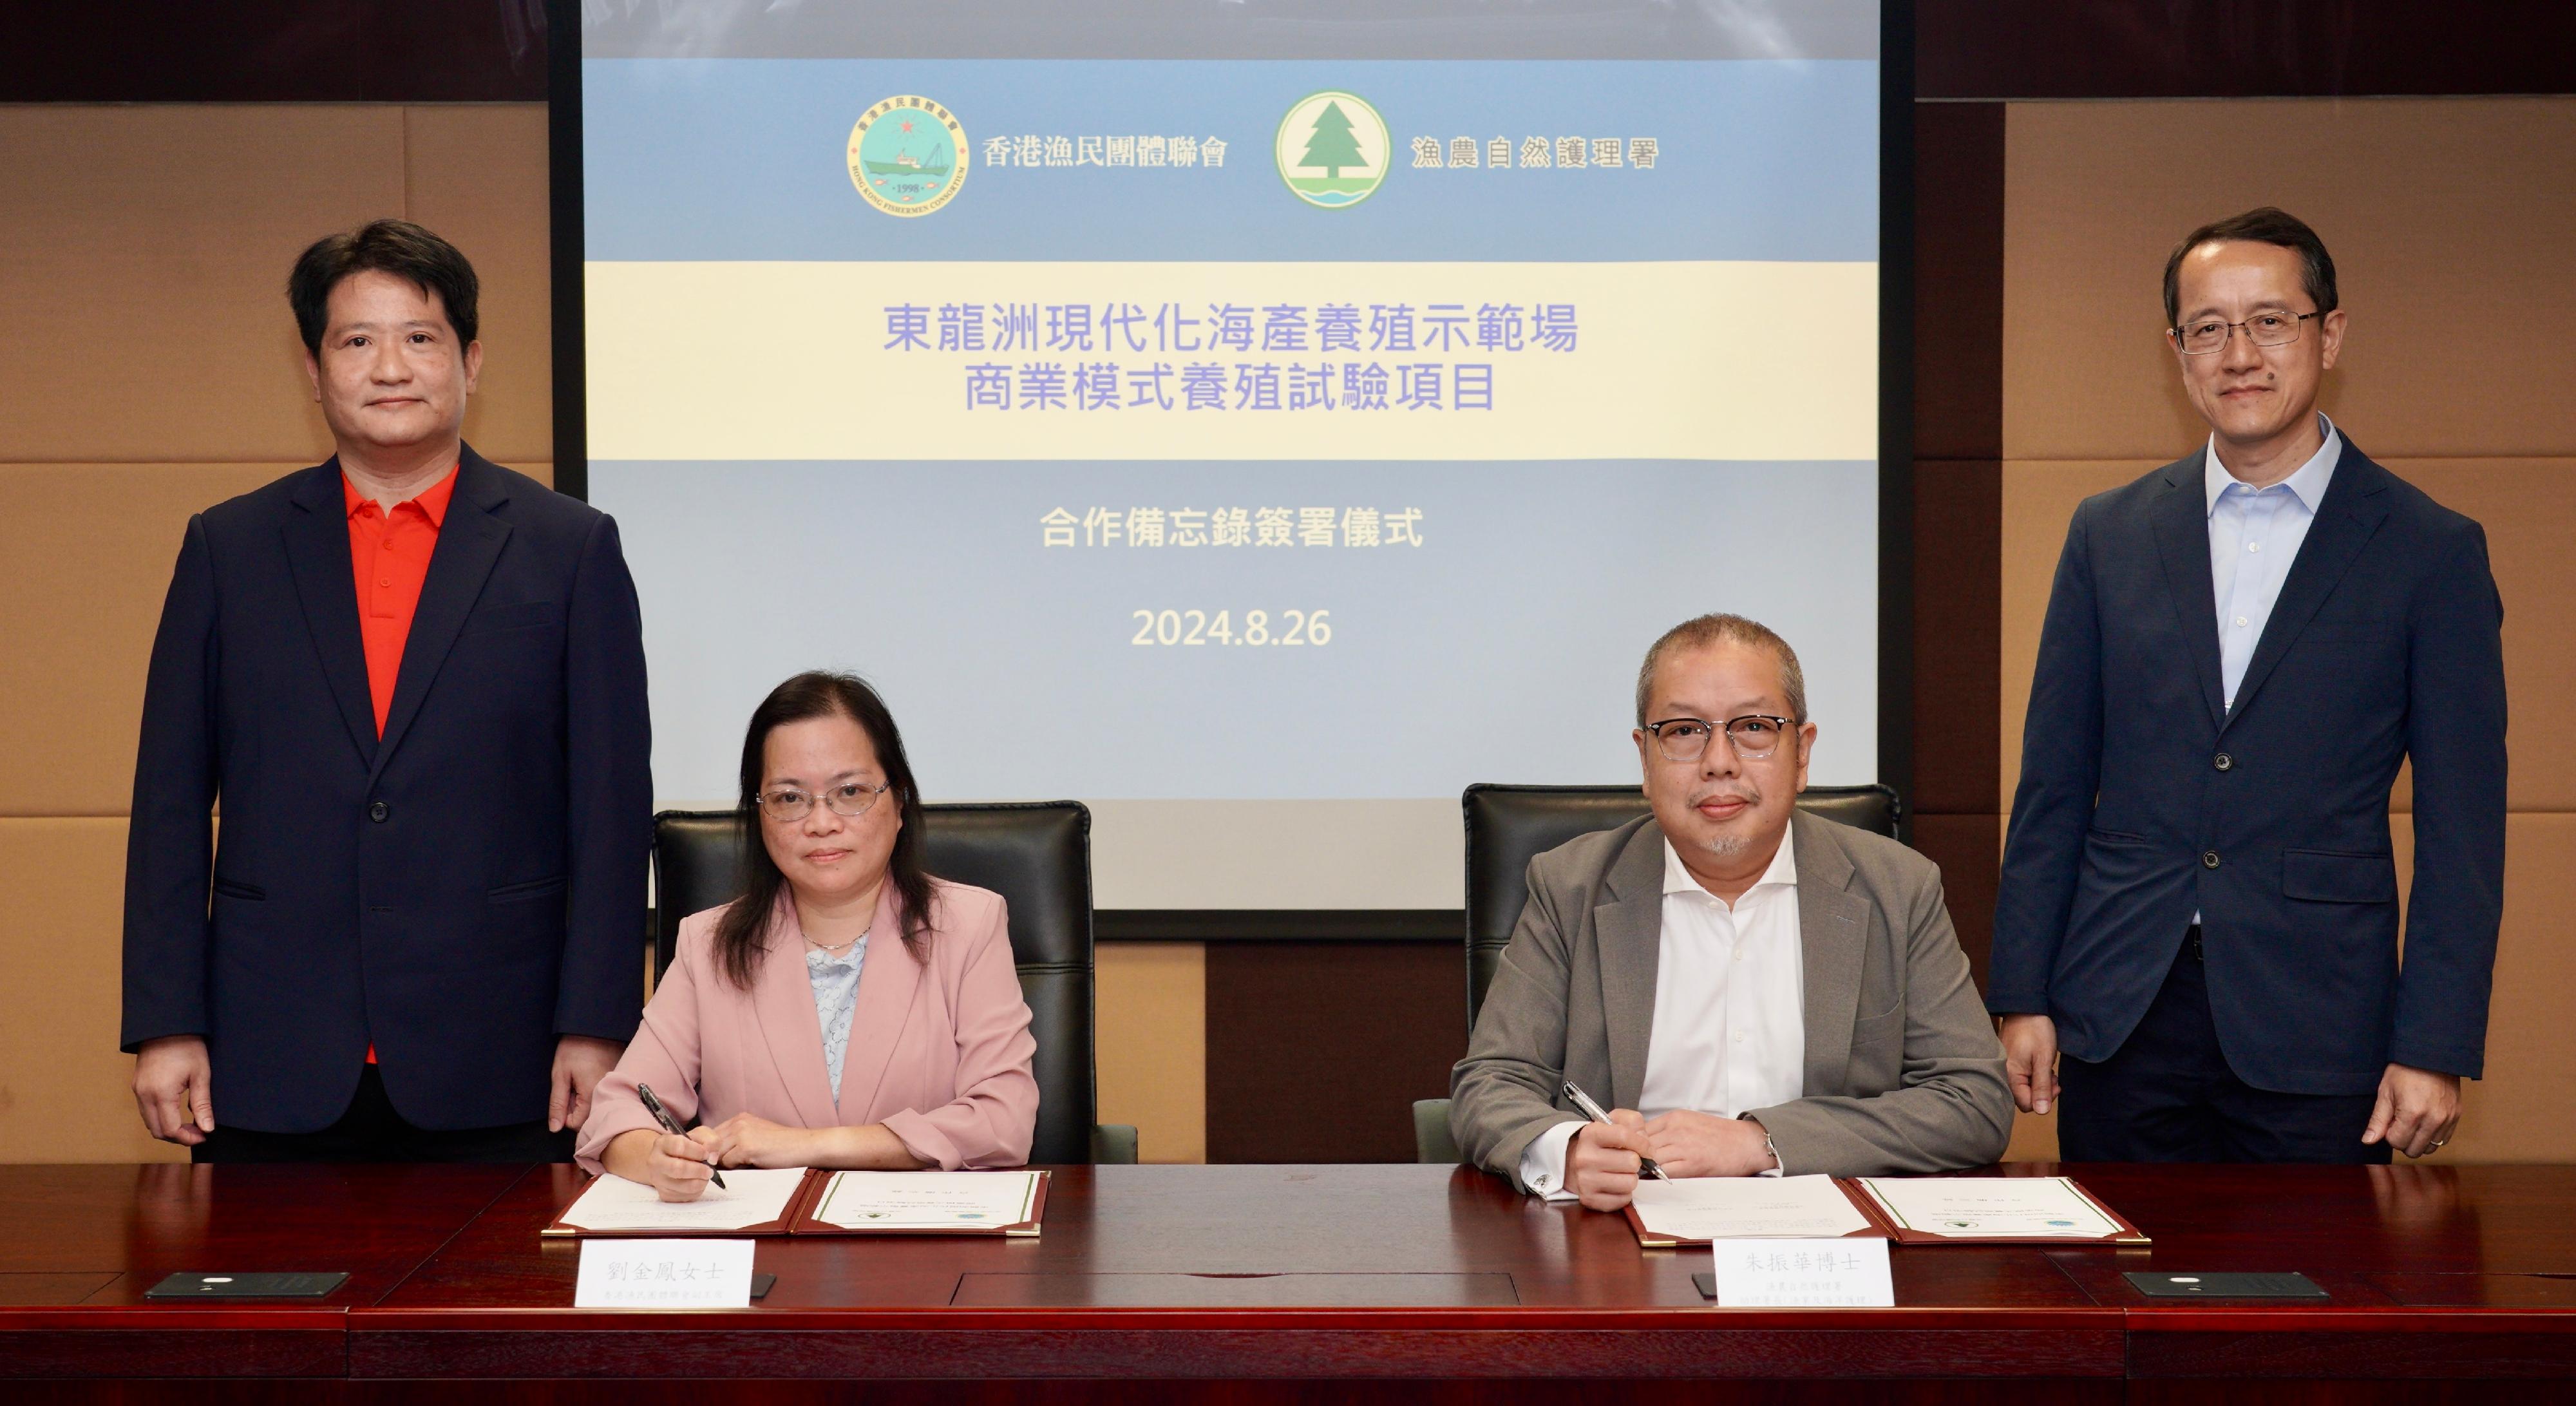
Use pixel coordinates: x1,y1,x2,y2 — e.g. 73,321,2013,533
544,1168,1049,1239
1852,1175,2149,1245
1625,1175,1891,1247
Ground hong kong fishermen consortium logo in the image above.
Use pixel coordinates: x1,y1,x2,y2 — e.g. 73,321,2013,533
849,95,967,216
1274,90,1388,209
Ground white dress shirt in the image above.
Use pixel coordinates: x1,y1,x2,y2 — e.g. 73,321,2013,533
2207,412,2340,711
1521,833,1804,1199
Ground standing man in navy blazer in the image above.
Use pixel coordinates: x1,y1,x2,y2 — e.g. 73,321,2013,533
123,220,652,1161
1990,208,2505,1163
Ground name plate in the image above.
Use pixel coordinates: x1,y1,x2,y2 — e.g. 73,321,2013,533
1708,1237,1895,1307
574,1237,756,1309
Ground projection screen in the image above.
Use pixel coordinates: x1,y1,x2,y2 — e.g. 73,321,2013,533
573,1,1886,909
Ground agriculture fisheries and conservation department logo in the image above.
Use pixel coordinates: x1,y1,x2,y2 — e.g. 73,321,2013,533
849,96,967,216
1274,90,1388,209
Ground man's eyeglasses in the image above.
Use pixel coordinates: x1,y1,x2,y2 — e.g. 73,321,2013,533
2169,310,2321,356
1643,715,1799,763
756,780,890,823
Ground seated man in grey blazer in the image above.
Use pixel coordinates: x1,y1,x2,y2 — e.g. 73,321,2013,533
1451,613,2012,1210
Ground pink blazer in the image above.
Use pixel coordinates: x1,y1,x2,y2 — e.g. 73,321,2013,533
576,879,1038,1173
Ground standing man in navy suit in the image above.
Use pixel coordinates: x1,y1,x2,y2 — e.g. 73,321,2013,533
124,220,652,1161
1990,208,2505,1163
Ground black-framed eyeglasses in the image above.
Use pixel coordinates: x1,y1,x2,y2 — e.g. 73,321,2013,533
2169,310,2321,356
1643,715,1799,763
756,780,890,823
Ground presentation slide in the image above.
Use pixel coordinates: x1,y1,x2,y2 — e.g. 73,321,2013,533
580,3,1882,908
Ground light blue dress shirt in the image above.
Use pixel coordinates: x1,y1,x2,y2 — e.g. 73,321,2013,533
805,935,868,1104
2206,413,2341,711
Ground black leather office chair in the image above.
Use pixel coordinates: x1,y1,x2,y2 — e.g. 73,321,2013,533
651,803,1135,1164
1416,781,1904,1163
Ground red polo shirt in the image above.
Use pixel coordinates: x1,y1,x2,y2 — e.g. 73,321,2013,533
344,464,458,1063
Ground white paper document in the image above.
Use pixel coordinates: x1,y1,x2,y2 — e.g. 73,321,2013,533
555,1167,811,1233
1629,1175,1875,1241
810,1170,1045,1231
574,1238,755,1308
1709,1238,1895,1307
1857,1175,2125,1239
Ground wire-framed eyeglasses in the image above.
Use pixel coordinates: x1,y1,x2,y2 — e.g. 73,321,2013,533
2169,310,2321,356
1643,715,1799,763
756,780,890,823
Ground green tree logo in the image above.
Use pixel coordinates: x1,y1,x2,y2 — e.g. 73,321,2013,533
1274,90,1389,209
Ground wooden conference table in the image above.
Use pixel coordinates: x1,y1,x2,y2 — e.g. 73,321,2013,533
5,1161,2576,1403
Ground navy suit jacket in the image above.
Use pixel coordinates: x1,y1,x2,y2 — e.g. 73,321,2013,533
122,448,652,1132
1989,435,2505,1095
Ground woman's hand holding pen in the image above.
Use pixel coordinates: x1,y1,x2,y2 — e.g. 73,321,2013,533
631,1127,724,1202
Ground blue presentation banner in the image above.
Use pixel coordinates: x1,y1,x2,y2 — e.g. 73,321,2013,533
584,59,1877,263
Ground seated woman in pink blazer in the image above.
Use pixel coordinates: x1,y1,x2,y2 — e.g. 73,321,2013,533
576,671,1037,1198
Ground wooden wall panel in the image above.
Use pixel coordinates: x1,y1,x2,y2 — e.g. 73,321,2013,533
0,819,185,1163
403,106,553,466
1996,459,2163,809
1095,940,1206,1164
2449,814,2576,1162
2002,99,2576,463
0,463,296,815
1205,942,1465,1164
0,106,406,464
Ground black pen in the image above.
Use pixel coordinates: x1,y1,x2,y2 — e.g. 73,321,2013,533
634,1083,725,1190
1563,1080,1669,1180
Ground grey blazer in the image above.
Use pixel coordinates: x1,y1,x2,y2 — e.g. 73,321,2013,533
1450,812,2013,1184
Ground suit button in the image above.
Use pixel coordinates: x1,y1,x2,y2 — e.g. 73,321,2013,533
2202,850,2221,869
2213,753,2233,772
370,801,389,823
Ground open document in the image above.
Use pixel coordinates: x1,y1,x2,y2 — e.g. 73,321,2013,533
801,1170,1048,1235
1627,1175,1884,1246
545,1167,813,1237
1855,1175,2146,1243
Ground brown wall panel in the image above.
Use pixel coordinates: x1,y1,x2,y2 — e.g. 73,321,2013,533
0,106,406,464
1911,460,2002,814
0,463,309,815
1996,460,2152,806
403,106,553,465
1910,812,2001,994
1912,104,2005,464
2002,99,2576,463
1205,942,1466,1164
0,819,185,1163
1095,940,1207,1164
2448,813,2576,1162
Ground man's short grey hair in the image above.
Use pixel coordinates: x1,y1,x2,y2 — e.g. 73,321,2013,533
1634,613,1808,727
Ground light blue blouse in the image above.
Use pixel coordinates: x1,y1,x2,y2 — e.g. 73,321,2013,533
804,935,868,1103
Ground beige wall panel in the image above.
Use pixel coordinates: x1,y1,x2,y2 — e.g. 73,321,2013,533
1996,461,2155,806
0,818,185,1163
0,106,406,463
2003,99,2576,462
1999,459,2573,812
0,463,301,815
404,106,552,466
1095,940,1206,1164
2436,813,2576,1163
2392,459,2576,812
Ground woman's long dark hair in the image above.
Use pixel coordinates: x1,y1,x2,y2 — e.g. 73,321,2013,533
712,671,936,989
